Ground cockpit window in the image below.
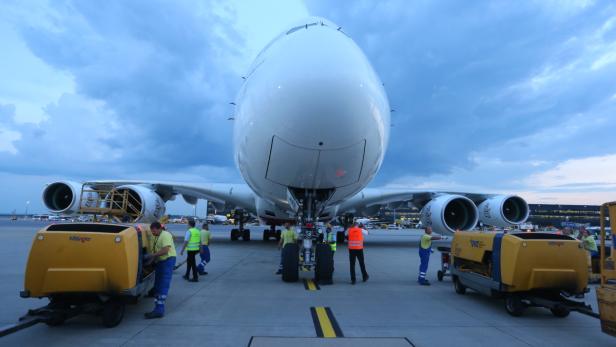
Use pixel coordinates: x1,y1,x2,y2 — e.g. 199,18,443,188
286,22,320,35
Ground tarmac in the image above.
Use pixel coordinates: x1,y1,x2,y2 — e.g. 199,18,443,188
0,220,614,346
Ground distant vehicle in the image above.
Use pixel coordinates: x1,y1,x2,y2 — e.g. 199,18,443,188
206,215,229,224
387,224,401,230
587,226,612,241
32,214,49,221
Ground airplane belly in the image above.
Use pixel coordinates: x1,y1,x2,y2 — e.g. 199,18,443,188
265,136,366,189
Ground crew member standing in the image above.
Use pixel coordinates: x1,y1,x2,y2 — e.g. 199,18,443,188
197,222,211,275
418,226,441,286
347,222,369,284
325,223,337,271
145,221,177,319
180,219,201,282
276,222,297,275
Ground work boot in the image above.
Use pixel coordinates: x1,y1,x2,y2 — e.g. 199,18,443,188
363,275,370,282
419,279,431,286
275,269,282,275
182,275,189,281
351,279,356,285
144,304,165,319
189,278,199,283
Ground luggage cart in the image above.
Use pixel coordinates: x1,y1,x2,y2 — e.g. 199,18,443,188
436,246,451,282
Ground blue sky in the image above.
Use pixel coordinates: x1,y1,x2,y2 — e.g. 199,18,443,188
1,0,615,215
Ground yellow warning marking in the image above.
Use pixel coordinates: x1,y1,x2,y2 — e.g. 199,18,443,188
307,279,317,291
315,307,336,338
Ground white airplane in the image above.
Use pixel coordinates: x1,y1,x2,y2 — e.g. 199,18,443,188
40,17,529,282
206,214,229,224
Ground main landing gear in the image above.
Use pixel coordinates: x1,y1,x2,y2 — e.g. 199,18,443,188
280,189,334,285
263,224,281,242
230,209,250,241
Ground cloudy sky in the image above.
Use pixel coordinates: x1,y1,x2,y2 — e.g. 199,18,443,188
1,0,615,215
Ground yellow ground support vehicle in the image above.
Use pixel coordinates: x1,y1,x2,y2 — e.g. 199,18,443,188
597,202,616,337
451,231,596,317
17,223,155,329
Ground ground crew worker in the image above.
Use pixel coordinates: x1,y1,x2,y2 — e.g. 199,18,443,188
325,224,337,253
347,222,369,284
579,228,599,257
276,222,297,275
197,222,211,275
144,221,176,319
325,224,336,271
180,219,201,282
418,226,441,286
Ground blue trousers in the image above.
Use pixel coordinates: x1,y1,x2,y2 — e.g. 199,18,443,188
198,245,211,273
418,248,430,282
153,256,175,314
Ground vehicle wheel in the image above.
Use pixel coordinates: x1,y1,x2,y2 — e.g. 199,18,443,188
281,243,299,282
101,300,125,328
45,311,67,327
437,270,444,282
550,306,570,318
505,295,525,317
453,276,466,295
315,244,334,285
275,230,281,241
230,229,239,241
242,229,250,241
336,231,345,244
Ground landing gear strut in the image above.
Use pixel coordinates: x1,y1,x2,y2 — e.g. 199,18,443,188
280,188,334,284
230,209,250,241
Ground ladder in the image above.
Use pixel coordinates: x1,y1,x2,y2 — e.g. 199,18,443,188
78,186,142,222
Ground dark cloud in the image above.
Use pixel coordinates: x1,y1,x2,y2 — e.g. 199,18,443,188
307,1,616,182
11,0,244,173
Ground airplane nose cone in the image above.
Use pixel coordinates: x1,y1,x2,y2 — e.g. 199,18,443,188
241,21,390,150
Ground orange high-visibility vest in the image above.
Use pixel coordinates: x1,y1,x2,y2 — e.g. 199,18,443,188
348,227,364,250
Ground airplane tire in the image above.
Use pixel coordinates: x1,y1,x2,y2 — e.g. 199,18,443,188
336,231,345,244
315,244,334,285
230,229,239,241
242,229,251,241
281,243,299,282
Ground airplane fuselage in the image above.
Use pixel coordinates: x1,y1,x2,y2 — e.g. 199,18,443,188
234,18,390,220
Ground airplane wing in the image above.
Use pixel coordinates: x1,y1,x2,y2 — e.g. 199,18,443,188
338,188,529,234
86,181,257,213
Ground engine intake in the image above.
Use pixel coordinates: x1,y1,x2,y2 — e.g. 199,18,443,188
42,181,94,214
478,195,529,228
104,185,166,222
420,195,478,235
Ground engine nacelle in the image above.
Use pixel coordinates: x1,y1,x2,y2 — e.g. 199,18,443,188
420,195,479,235
106,185,166,222
42,181,96,214
477,195,529,228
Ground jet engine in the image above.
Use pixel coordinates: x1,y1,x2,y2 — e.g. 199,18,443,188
105,185,166,222
420,195,478,235
42,181,95,214
477,195,529,228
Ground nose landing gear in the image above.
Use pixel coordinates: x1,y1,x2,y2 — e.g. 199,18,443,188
280,189,334,285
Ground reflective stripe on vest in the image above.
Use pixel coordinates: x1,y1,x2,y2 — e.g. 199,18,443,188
187,228,201,251
327,232,337,251
348,227,364,250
